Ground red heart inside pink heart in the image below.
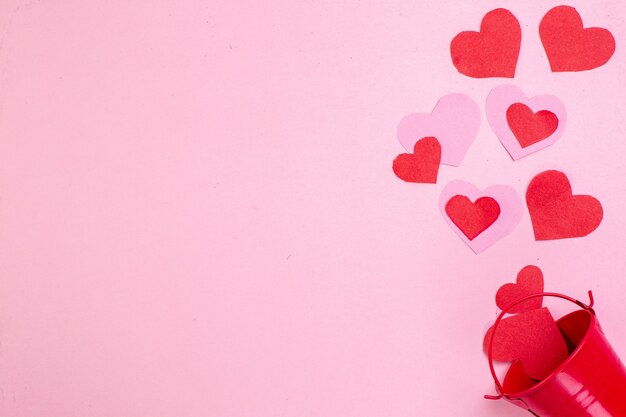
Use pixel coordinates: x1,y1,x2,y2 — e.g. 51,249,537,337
439,181,523,254
506,103,559,148
445,195,501,240
487,85,566,160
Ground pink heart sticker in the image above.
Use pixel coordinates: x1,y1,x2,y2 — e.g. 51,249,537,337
439,180,523,253
486,85,567,160
397,94,480,166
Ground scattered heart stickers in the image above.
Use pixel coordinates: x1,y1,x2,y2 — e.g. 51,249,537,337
526,170,603,240
439,181,523,253
393,7,610,254
487,85,567,160
397,94,480,166
496,265,544,314
540,6,616,72
450,8,521,78
392,137,441,183
483,307,568,380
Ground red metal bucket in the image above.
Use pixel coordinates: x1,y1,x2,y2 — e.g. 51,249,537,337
485,292,626,417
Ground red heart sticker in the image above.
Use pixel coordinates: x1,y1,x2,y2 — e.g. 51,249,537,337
483,307,568,380
450,8,521,78
392,137,441,183
445,195,501,240
506,103,559,149
496,265,544,314
526,170,603,240
540,6,616,72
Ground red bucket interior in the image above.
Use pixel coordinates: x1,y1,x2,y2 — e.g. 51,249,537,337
501,309,593,395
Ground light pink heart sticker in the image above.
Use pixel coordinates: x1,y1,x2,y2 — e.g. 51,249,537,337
397,94,480,166
439,180,523,254
486,84,567,160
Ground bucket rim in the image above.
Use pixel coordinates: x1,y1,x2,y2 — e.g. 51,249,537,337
500,308,597,399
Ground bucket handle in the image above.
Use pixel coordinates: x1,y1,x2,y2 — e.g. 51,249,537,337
484,291,595,401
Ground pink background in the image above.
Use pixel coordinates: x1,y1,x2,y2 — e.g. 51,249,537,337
0,1,625,416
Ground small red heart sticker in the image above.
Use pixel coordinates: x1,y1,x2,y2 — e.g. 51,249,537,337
496,265,544,314
392,137,441,183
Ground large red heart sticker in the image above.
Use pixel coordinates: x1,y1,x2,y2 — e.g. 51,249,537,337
483,307,568,380
496,265,544,314
445,195,501,240
540,6,616,72
506,103,559,149
526,170,603,240
392,137,441,183
450,8,521,78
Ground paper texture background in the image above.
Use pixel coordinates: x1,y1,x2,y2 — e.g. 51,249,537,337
0,1,624,415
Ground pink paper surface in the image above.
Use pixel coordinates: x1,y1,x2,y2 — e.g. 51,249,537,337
0,1,625,417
